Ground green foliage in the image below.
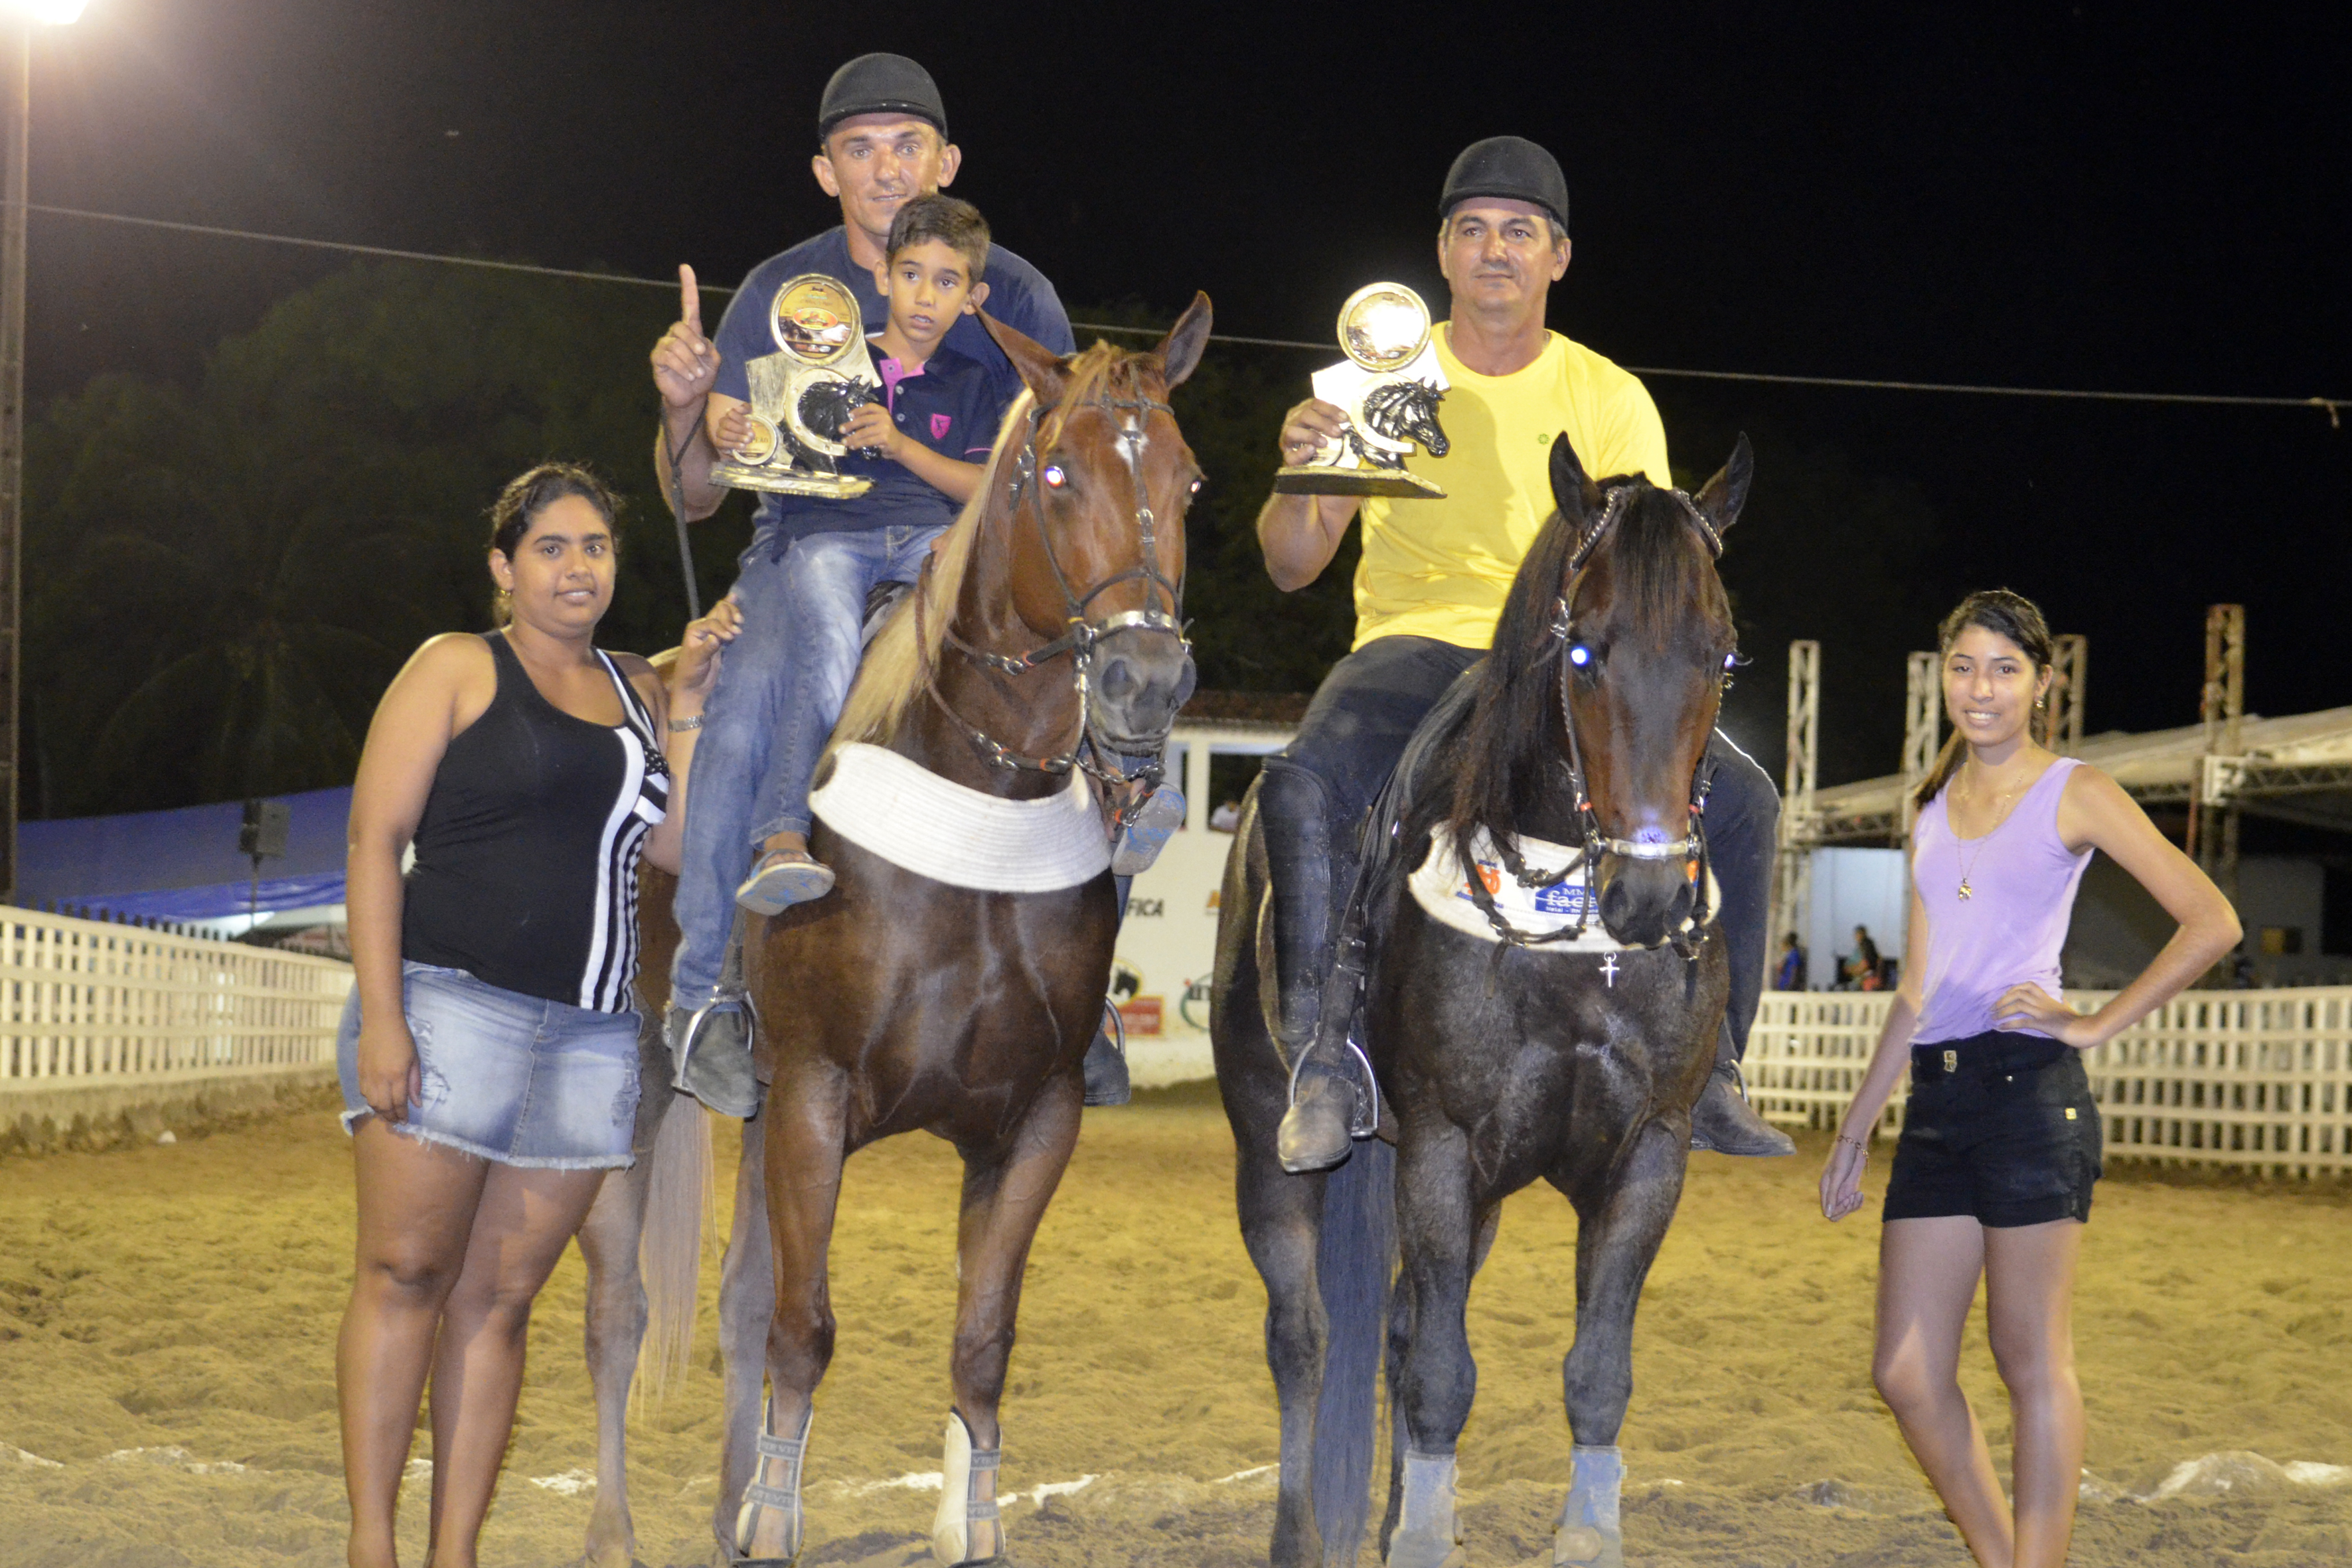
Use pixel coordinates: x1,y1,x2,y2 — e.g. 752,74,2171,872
23,261,751,815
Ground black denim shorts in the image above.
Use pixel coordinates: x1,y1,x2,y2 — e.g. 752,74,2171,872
1882,1030,2103,1227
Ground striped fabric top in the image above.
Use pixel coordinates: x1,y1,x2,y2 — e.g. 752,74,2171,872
401,631,669,1013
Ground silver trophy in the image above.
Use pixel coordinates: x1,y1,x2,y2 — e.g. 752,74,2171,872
709,273,883,499
1273,281,1449,499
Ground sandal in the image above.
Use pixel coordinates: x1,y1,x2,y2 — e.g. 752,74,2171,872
736,849,836,915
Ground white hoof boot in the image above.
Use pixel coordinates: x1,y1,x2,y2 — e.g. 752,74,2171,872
1553,1444,1624,1568
733,1405,811,1563
930,1409,1004,1565
1386,1449,1468,1568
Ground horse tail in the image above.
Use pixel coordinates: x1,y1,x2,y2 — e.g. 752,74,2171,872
634,1094,713,1406
1311,1135,1396,1565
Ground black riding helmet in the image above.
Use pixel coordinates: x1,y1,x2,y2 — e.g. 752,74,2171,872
1439,135,1568,232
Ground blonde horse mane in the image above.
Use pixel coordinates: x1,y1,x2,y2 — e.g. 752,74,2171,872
825,340,1158,756
824,387,1034,755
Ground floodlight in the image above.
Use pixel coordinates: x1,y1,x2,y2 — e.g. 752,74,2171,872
8,1,86,23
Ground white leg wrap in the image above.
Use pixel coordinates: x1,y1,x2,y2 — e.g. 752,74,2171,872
1387,1449,1467,1568
930,1409,1003,1565
1555,1443,1625,1568
733,1403,812,1562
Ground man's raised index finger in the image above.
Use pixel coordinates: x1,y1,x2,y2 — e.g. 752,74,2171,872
679,264,701,335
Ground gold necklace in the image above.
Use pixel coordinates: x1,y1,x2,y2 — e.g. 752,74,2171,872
1952,769,2030,900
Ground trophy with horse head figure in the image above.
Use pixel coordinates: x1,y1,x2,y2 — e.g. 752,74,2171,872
1274,281,1449,499
708,273,884,499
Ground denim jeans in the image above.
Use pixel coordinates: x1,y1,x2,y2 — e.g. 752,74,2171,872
670,524,944,1005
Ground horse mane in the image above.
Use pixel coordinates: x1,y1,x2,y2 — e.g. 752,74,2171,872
825,338,1165,755
826,387,1035,754
1443,479,1732,865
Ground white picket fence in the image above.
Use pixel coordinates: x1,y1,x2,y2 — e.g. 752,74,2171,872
1747,987,2352,1176
0,907,352,1088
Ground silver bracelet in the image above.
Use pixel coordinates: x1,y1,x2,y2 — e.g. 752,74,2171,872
667,714,704,734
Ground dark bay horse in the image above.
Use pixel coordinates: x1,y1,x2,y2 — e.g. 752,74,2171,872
722,303,1211,1565
1215,435,1753,1568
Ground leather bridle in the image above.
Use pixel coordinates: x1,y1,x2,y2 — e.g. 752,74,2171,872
1461,482,1730,957
920,390,1191,800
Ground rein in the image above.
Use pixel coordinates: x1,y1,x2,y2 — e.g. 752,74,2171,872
1460,482,1727,957
919,388,1189,801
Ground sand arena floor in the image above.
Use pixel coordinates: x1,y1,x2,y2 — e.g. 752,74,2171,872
4,1081,2352,1567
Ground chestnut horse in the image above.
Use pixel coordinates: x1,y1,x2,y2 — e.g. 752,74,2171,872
570,303,1206,1567
708,304,1210,1565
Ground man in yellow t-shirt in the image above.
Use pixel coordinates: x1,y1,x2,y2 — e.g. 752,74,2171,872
1254,135,1788,1169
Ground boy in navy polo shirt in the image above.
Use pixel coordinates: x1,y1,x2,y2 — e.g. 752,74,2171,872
706,194,1008,912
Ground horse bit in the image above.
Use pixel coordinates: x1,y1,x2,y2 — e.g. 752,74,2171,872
1461,481,1729,960
919,390,1190,813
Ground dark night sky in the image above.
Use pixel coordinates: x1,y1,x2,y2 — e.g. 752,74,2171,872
16,1,2349,781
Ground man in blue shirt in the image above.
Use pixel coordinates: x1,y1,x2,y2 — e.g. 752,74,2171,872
648,54,1077,1119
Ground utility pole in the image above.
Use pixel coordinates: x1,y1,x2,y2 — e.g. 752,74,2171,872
0,19,27,900
239,799,290,939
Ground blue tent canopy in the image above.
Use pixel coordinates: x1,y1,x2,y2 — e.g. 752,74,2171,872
18,787,351,923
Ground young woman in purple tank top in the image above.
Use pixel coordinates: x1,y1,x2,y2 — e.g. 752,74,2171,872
1820,590,2239,1568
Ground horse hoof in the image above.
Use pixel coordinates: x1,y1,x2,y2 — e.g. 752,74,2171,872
1385,1535,1468,1568
1551,1524,1622,1568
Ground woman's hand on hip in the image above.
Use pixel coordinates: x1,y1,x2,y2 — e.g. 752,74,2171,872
1993,982,2102,1047
356,1018,422,1125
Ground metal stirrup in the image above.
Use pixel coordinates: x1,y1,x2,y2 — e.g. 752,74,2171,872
1284,1029,1381,1141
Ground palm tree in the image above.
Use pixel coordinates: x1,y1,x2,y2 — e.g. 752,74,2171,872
23,260,747,815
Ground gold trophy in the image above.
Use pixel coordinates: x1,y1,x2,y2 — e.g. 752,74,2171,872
1273,281,1449,499
708,274,883,498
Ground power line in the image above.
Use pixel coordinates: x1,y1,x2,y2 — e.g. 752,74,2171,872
24,202,2344,423
1067,320,2344,424
27,202,692,291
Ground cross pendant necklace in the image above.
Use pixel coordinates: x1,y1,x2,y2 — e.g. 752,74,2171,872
1954,769,2029,900
1601,953,1620,987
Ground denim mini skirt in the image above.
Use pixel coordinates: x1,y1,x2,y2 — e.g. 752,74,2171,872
338,961,641,1170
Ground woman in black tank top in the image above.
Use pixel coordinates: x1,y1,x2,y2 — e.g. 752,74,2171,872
334,466,741,1568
